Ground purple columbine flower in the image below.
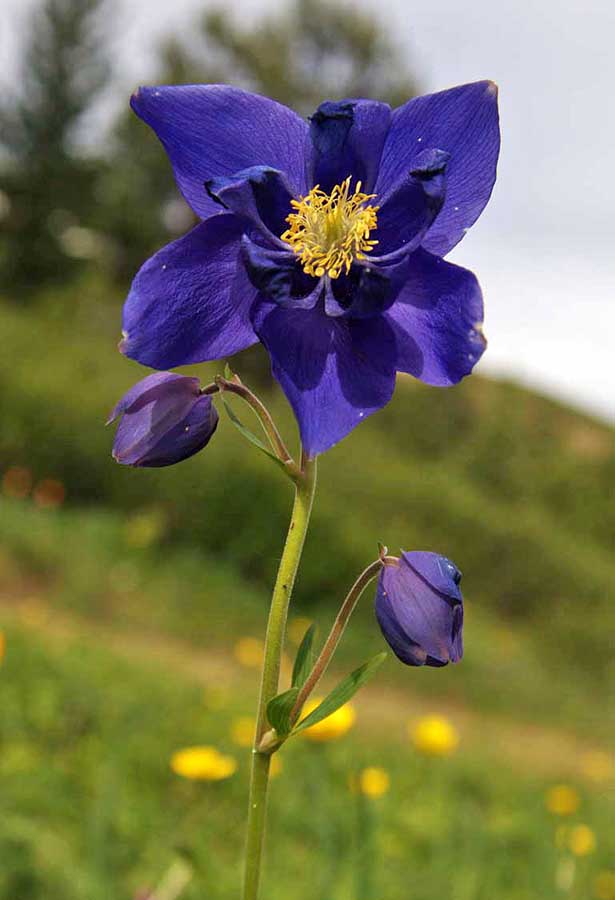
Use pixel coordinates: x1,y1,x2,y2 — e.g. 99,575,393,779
375,551,463,667
108,372,218,467
120,82,499,456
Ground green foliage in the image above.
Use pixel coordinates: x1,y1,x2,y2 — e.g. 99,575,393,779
219,394,289,473
291,624,318,688
267,688,300,738
0,622,613,900
293,653,387,735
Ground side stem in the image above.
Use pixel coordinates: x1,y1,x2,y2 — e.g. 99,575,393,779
290,555,397,724
242,453,317,900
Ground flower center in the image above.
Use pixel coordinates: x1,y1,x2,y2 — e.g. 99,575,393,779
281,177,379,280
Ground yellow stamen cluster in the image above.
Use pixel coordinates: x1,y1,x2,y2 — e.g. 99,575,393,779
281,177,379,279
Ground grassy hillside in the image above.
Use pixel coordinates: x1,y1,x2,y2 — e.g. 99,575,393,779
1,283,613,732
1,282,614,899
1,619,613,900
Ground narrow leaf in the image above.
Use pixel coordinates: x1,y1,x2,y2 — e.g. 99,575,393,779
220,395,287,471
223,361,234,380
292,652,387,735
267,687,300,738
291,623,317,689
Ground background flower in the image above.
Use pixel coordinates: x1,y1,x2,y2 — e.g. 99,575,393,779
545,785,581,817
411,715,459,756
358,766,390,798
170,746,237,781
568,824,596,857
301,698,356,742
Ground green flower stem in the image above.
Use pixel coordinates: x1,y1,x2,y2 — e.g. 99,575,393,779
242,452,317,900
290,554,398,724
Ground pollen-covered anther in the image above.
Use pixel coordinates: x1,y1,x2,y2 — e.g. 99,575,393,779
281,177,379,279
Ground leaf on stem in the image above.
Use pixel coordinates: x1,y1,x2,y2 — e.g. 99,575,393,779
291,623,317,689
291,652,387,735
220,395,288,472
267,687,300,738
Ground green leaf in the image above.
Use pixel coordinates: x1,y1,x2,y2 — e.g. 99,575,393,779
292,652,387,735
223,361,234,380
267,687,300,738
220,395,287,471
291,623,317,689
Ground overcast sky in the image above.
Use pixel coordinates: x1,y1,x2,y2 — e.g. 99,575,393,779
2,0,614,422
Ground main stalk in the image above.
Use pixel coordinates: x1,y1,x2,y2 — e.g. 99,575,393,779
241,453,317,900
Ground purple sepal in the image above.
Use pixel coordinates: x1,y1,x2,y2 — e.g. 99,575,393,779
109,373,218,468
385,249,486,386
121,215,258,370
251,299,396,456
130,84,309,219
375,550,464,667
377,81,500,256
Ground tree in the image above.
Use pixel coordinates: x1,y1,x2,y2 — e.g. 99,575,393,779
0,0,109,295
198,0,419,114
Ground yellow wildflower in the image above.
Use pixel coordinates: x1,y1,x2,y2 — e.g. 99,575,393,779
301,697,356,742
170,746,237,781
230,717,255,748
359,766,390,798
595,871,615,900
568,824,596,856
233,637,264,669
411,715,459,756
545,785,580,816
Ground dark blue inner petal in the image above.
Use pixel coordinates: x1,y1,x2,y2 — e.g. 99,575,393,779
241,235,321,308
307,98,391,193
205,165,294,239
324,254,410,319
374,148,449,255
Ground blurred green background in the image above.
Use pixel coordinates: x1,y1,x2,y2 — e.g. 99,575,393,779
0,1,614,899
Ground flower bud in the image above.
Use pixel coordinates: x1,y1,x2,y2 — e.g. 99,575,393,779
375,551,463,666
108,373,218,467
